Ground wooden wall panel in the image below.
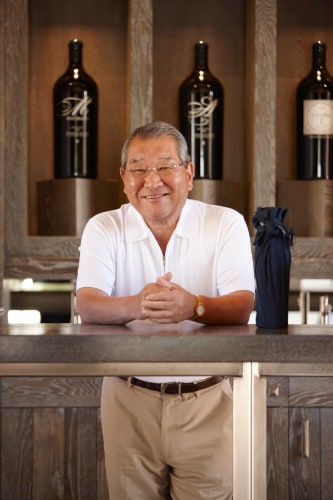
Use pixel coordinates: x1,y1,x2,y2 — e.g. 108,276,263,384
320,409,333,500
0,377,108,500
33,408,65,500
266,407,289,500
289,377,333,407
97,410,109,500
2,376,102,407
65,408,98,499
0,0,4,309
1,409,33,499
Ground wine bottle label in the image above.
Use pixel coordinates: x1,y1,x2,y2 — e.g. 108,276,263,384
303,100,333,135
187,96,219,138
55,95,92,137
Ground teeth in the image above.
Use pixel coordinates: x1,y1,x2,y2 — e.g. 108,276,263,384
145,194,164,199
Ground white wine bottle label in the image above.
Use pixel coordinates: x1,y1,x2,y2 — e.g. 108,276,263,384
303,99,333,135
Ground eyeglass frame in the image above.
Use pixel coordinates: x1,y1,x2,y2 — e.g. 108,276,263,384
122,161,189,178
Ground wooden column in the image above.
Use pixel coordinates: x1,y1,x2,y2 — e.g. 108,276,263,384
0,0,4,308
245,0,277,221
127,0,153,132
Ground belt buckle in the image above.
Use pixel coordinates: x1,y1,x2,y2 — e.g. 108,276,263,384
160,382,182,395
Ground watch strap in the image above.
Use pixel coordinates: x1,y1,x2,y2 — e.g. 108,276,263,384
192,294,204,320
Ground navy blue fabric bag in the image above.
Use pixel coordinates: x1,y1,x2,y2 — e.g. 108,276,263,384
252,207,294,329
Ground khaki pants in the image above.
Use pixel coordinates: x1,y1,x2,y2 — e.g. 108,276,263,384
101,376,233,500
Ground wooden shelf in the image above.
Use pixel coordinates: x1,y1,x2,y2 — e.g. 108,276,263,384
1,0,333,286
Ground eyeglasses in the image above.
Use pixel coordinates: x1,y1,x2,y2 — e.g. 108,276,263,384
123,161,188,178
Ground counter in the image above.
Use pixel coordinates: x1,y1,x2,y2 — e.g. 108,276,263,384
1,321,333,500
1,322,333,375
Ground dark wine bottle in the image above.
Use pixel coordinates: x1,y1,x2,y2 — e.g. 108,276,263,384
53,39,98,178
296,41,333,179
179,41,224,179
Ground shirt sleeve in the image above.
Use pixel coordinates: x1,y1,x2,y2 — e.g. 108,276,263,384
216,210,255,296
76,215,116,295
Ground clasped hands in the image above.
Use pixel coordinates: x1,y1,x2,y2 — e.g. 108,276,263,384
140,272,196,324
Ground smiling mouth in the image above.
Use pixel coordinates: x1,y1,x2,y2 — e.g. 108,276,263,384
142,193,169,200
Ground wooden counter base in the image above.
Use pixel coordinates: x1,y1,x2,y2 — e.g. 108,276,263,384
1,322,333,500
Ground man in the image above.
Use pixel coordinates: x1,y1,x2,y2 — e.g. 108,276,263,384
76,121,255,499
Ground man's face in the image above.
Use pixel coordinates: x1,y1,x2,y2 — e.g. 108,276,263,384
120,136,193,228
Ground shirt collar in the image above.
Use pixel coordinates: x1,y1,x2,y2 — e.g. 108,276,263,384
124,199,200,242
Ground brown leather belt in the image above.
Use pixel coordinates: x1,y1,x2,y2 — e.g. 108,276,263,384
119,375,224,395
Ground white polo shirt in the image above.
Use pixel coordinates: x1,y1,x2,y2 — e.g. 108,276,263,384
76,198,255,383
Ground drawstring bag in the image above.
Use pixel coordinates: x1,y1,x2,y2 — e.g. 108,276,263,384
252,207,294,329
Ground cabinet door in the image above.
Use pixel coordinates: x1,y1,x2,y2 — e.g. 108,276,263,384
320,408,333,500
1,376,108,500
267,407,289,500
266,376,289,499
267,377,333,500
289,407,320,500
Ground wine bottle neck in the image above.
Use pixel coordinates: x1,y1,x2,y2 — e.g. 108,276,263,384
194,41,208,68
312,41,327,69
69,39,83,67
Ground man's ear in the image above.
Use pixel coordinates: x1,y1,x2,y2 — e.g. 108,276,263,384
187,161,194,191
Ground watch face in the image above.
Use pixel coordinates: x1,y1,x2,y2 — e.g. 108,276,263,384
197,303,205,316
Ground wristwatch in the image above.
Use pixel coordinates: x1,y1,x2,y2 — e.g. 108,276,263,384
193,295,205,320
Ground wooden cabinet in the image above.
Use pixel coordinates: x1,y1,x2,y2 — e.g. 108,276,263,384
267,376,333,499
1,376,108,500
4,373,333,499
1,325,333,499
0,0,333,289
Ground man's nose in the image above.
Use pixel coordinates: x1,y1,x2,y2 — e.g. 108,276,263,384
144,169,164,185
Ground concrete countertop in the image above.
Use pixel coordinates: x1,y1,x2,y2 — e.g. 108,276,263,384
0,322,332,368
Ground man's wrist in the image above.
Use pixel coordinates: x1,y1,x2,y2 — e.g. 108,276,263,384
192,295,205,320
